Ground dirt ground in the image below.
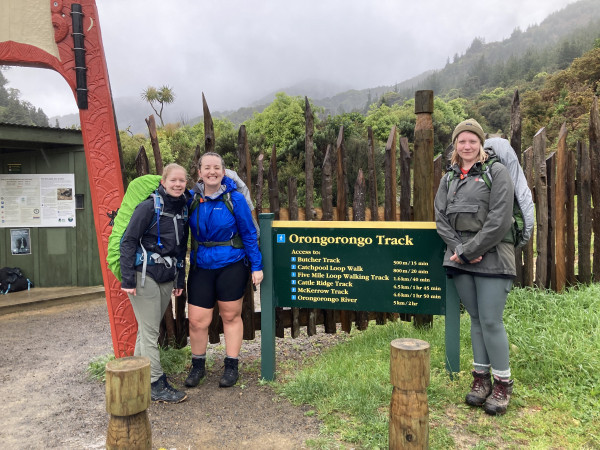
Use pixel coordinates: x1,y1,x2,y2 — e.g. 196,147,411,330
0,297,350,450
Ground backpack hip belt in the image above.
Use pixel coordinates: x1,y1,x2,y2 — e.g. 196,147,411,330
136,242,183,287
196,235,244,248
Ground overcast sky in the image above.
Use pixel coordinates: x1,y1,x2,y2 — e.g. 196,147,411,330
3,0,578,118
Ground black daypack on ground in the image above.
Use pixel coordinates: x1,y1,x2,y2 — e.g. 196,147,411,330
0,267,34,294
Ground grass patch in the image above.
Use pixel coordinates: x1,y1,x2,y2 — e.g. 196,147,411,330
87,353,115,382
87,345,192,382
277,284,600,449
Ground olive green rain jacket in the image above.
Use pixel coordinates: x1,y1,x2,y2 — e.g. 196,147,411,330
434,158,516,277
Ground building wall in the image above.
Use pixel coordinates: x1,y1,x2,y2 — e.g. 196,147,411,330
0,137,102,287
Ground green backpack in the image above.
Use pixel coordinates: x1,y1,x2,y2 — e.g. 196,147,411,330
106,174,163,282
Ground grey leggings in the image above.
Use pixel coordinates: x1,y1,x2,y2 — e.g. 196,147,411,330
453,274,513,379
127,272,173,382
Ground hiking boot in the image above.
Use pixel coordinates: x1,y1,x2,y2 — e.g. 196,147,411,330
465,370,492,407
151,374,187,403
219,357,239,388
484,378,514,415
185,357,206,387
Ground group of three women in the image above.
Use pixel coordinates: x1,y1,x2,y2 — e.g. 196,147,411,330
120,152,263,403
121,118,518,415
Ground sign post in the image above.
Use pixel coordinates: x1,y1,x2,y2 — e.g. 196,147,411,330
259,214,460,380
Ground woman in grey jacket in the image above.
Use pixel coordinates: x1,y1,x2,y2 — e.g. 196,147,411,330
434,119,515,415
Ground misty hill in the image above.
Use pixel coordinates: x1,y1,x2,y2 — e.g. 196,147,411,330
215,0,600,124
50,0,600,133
52,96,191,134
309,0,600,114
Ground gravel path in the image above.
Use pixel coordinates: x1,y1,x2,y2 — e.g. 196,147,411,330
0,297,348,449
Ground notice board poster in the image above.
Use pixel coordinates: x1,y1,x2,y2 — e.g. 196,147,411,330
0,174,76,228
10,228,31,255
271,221,446,315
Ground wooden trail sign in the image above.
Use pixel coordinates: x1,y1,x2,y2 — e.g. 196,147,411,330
259,214,461,380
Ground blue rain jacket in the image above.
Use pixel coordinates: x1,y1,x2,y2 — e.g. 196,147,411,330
188,176,262,272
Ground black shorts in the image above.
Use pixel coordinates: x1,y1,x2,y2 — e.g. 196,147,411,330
187,258,250,308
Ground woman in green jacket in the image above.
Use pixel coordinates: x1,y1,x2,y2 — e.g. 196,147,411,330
434,119,515,415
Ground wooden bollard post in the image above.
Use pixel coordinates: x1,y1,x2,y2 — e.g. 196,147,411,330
389,338,430,449
105,356,152,449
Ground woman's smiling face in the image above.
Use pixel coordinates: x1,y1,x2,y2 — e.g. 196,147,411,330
198,154,225,192
161,167,187,197
455,131,482,166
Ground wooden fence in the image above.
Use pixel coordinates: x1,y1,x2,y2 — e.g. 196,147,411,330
136,90,600,346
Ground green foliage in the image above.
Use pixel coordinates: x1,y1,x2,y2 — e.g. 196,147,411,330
432,97,468,149
117,117,239,184
86,346,191,383
522,48,600,148
364,103,406,142
278,284,600,449
213,118,238,168
140,85,175,127
244,92,307,154
87,353,115,382
118,130,151,184
159,345,192,374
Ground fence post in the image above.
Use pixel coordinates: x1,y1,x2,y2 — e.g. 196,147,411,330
105,356,151,450
533,128,549,288
413,90,434,328
577,141,592,283
368,127,380,221
385,125,398,221
202,92,215,153
389,338,430,449
589,97,600,281
555,123,568,292
336,126,348,221
399,137,412,221
413,90,434,222
305,96,315,220
522,147,535,287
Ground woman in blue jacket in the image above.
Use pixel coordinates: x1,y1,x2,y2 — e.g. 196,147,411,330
185,152,263,388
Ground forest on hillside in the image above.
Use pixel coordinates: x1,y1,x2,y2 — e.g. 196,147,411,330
0,70,49,127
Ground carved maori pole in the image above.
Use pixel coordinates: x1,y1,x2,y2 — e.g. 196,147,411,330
0,1,136,356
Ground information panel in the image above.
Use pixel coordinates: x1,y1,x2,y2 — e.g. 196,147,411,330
272,221,446,315
0,174,76,228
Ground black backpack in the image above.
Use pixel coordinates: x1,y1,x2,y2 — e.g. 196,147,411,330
0,267,34,294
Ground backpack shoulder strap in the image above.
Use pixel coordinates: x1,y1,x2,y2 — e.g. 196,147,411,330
480,157,498,191
222,192,234,216
189,191,203,213
150,190,165,248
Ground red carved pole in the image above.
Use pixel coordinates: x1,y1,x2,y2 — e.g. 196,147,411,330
0,0,136,356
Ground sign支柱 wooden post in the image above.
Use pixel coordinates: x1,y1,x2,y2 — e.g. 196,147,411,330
389,338,430,449
105,356,151,449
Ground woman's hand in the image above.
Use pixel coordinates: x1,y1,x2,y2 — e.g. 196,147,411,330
252,270,264,286
173,288,183,296
450,252,482,264
121,287,136,296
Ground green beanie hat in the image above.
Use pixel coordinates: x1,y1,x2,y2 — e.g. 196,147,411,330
452,119,485,144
